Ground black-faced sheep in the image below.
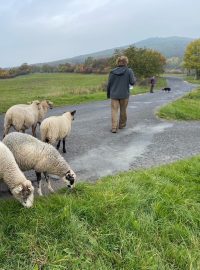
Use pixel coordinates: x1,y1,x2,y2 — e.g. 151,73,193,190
3,132,76,196
40,110,76,153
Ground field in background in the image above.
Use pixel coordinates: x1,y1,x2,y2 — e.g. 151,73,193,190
0,73,166,113
0,156,199,269
0,73,107,113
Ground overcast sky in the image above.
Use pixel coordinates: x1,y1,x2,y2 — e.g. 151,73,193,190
0,0,199,67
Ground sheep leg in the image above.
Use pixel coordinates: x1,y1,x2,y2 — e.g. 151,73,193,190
35,171,43,196
56,140,61,150
62,138,66,153
32,125,37,137
3,125,11,138
44,172,54,193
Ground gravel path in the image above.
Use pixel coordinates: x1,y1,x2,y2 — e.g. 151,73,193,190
1,77,199,196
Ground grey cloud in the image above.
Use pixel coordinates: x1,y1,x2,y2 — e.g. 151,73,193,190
0,0,199,67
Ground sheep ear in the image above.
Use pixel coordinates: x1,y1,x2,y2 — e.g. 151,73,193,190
27,101,32,105
11,185,23,195
71,110,76,116
47,100,53,107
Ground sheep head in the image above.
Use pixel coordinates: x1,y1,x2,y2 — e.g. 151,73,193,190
11,180,34,208
70,110,76,120
63,110,76,121
31,100,41,110
46,100,53,109
62,169,76,189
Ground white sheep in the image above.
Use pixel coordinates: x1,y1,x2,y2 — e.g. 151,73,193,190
0,142,34,207
40,110,76,153
3,100,53,138
37,100,53,125
3,132,76,196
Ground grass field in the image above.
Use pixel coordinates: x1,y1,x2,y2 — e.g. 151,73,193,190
0,73,166,113
0,156,199,269
0,73,108,113
158,87,200,120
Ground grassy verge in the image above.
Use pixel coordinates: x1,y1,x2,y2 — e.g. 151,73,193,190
0,156,199,269
158,87,200,120
0,73,166,113
184,76,200,84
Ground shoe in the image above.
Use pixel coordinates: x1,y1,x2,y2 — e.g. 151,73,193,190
119,125,126,129
111,129,117,133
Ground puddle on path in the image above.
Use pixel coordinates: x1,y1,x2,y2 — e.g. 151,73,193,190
71,122,173,180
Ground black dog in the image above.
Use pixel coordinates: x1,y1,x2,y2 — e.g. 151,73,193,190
162,87,171,92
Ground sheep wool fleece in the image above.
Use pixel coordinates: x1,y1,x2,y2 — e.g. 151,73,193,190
3,132,71,177
0,142,28,190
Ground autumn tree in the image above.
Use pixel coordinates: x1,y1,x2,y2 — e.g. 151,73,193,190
18,63,32,75
0,68,10,78
110,46,166,79
184,39,200,79
58,63,75,73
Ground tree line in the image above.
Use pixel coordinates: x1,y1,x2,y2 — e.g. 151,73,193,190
183,39,200,79
0,46,167,80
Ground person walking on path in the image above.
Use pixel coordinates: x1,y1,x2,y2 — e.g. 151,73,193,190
107,56,136,133
149,76,156,93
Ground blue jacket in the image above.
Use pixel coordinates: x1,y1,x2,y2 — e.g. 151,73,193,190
107,66,136,99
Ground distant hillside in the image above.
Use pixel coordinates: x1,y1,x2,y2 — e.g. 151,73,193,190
35,36,193,66
135,36,193,58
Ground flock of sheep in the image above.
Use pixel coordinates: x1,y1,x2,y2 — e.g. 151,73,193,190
0,100,77,208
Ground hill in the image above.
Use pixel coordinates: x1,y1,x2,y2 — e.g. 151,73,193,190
35,36,193,66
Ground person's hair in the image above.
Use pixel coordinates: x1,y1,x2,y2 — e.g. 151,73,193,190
116,56,129,66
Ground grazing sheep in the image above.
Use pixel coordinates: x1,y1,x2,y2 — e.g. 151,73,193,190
0,142,34,207
3,100,53,138
3,132,76,196
40,110,76,153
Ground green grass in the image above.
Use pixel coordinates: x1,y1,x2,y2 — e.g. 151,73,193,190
0,73,166,113
184,76,200,85
0,156,199,269
0,73,108,113
158,88,200,120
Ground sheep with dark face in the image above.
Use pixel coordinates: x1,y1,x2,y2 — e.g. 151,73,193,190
3,132,76,196
0,142,34,207
40,110,76,153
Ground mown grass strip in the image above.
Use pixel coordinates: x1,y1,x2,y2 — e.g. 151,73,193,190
158,88,200,120
0,156,199,269
184,76,200,85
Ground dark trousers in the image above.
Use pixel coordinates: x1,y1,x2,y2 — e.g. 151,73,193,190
150,84,154,93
